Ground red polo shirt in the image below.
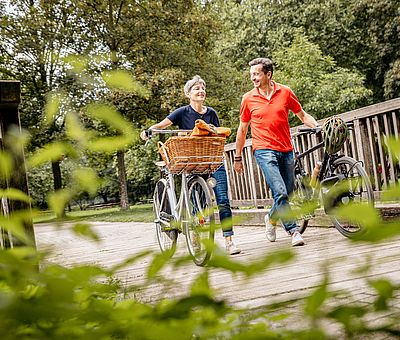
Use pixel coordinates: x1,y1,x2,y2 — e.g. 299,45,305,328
240,82,302,152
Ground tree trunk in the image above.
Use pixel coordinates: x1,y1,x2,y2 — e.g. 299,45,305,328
51,160,65,217
51,160,62,191
117,151,129,210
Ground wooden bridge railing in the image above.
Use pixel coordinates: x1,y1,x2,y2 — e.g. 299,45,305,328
224,98,400,207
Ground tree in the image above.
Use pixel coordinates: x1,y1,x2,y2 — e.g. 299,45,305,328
209,0,373,123
211,0,399,103
73,0,224,209
210,0,296,71
270,0,400,101
68,0,133,210
0,0,88,207
124,140,159,203
84,151,119,204
350,0,400,100
273,34,372,123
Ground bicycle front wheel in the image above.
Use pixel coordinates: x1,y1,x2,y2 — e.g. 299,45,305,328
153,179,178,252
292,174,313,234
325,156,374,238
184,176,215,266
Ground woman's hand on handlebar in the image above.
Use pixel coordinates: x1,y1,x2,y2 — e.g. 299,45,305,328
140,129,152,141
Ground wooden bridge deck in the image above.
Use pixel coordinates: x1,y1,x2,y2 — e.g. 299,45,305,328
34,221,400,334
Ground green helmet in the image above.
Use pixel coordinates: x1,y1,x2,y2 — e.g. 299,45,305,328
322,116,349,154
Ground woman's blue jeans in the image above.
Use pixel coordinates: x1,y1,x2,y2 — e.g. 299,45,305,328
211,166,234,237
254,149,298,234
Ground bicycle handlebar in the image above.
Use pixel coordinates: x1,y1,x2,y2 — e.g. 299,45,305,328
297,126,322,134
294,121,354,137
145,128,192,139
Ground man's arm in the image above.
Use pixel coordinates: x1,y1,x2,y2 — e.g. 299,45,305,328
140,118,173,140
296,109,318,128
234,121,249,175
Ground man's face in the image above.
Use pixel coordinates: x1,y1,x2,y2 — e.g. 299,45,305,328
187,83,206,101
250,64,270,88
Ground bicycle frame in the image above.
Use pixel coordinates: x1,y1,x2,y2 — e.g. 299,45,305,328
163,169,192,235
294,139,346,187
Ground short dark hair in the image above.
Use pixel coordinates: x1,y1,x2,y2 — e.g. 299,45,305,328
184,75,206,94
249,58,273,76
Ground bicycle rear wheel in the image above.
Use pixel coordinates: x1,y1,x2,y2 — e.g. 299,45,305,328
185,176,214,266
325,156,374,237
153,179,178,252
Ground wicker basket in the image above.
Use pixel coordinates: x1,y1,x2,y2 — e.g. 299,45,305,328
158,136,226,174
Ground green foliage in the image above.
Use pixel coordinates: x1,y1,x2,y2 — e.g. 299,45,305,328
26,163,54,209
33,204,154,224
283,0,400,102
125,141,159,203
1,217,400,338
1,2,400,338
2,103,400,340
273,34,372,122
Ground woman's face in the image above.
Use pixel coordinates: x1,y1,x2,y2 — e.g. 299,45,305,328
187,82,206,102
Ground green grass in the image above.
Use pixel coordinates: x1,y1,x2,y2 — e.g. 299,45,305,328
33,204,154,224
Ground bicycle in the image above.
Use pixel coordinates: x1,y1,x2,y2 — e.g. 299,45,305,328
291,120,374,238
146,129,225,266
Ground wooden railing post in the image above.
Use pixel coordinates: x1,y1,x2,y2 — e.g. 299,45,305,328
0,80,36,248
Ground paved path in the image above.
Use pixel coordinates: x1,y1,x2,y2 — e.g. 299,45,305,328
34,222,400,311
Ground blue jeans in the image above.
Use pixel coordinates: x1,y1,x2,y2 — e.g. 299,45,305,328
254,149,298,234
211,166,234,237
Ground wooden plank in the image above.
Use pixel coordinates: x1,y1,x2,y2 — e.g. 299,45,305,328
245,147,258,207
340,97,400,121
243,147,252,200
224,152,234,201
34,221,400,318
366,117,380,189
373,116,388,188
383,114,396,185
393,111,399,138
353,119,365,169
349,127,358,160
230,199,273,207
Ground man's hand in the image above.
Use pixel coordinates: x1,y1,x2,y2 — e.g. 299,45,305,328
234,160,244,175
234,121,248,175
297,109,318,128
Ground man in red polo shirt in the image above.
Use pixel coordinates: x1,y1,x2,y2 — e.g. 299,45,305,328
234,57,318,246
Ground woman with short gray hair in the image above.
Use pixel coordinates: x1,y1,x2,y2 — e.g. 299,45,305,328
141,75,241,255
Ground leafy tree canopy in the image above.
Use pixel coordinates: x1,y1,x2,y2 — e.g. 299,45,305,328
273,34,372,122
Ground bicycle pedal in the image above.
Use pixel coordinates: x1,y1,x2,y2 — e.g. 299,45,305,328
160,212,174,222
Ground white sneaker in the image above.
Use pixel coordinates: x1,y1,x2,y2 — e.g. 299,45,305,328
291,231,305,246
226,241,241,255
264,215,276,242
